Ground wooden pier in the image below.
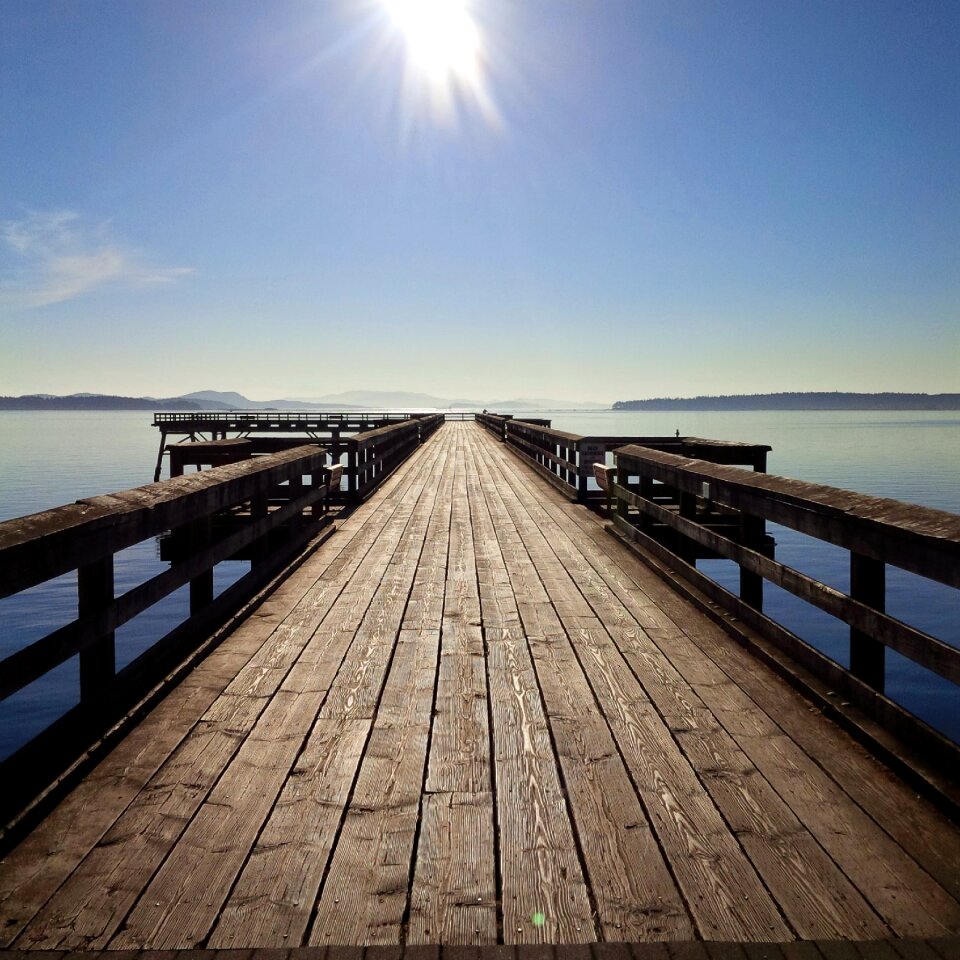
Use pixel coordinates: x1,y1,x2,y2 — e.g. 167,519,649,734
1,420,958,959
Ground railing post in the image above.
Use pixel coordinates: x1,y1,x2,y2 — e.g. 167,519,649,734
309,471,324,520
153,429,167,483
616,472,629,522
850,552,885,692
638,476,654,534
288,472,304,532
251,491,269,567
348,447,358,500
678,489,698,565
740,512,765,611
78,555,115,704
577,440,589,502
188,516,214,614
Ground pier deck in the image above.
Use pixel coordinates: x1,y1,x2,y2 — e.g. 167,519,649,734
1,423,959,952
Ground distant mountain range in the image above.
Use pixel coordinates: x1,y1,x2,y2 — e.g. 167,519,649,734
290,390,608,410
0,394,204,411
0,390,608,411
5,389,954,413
613,392,960,410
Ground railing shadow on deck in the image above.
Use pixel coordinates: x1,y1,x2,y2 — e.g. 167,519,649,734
0,415,442,845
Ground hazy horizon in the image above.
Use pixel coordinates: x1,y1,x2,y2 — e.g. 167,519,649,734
3,1,958,402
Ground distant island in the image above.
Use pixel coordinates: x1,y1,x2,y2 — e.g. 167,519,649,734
613,392,960,411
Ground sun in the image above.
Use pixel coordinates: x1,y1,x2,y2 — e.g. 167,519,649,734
383,0,481,85
377,0,502,130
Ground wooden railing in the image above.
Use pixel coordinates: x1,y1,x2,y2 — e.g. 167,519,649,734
0,445,342,830
164,416,445,506
153,411,449,481
476,412,510,437
610,444,960,770
489,418,769,507
341,415,444,502
505,420,581,496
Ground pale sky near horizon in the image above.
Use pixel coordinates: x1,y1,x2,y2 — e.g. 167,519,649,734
2,0,958,403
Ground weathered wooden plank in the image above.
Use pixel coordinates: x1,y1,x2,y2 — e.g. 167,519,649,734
0,677,228,946
14,700,267,949
301,439,456,945
106,688,335,949
590,557,960,935
408,440,496,944
469,439,693,941
205,716,369,948
112,442,451,949
464,433,595,943
425,444,491,795
485,635,595,944
529,635,694,940
307,629,439,946
407,791,497,944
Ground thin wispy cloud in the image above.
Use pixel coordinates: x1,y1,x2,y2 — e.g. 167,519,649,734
0,210,194,308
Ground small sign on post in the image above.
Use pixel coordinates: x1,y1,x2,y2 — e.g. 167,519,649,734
578,442,606,478
575,441,607,502
593,462,617,515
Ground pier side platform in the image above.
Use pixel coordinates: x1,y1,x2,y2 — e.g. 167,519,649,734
1,422,958,951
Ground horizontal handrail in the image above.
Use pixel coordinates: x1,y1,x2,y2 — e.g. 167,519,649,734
339,415,444,502
614,445,959,587
610,444,960,762
490,416,770,505
0,445,330,597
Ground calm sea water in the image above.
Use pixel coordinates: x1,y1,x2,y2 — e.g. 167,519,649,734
0,409,957,758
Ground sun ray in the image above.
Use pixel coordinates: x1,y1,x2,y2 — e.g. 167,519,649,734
380,0,501,128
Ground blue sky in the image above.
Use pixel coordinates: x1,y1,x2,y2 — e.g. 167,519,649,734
2,0,958,402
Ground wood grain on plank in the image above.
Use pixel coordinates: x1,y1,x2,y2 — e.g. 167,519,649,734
408,791,497,944
469,436,692,941
485,634,594,945
307,630,439,946
0,463,410,948
209,434,456,948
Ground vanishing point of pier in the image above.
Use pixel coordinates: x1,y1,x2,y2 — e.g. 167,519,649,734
1,415,958,960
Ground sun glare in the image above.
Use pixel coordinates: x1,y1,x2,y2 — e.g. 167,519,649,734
385,0,480,83
381,0,500,128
